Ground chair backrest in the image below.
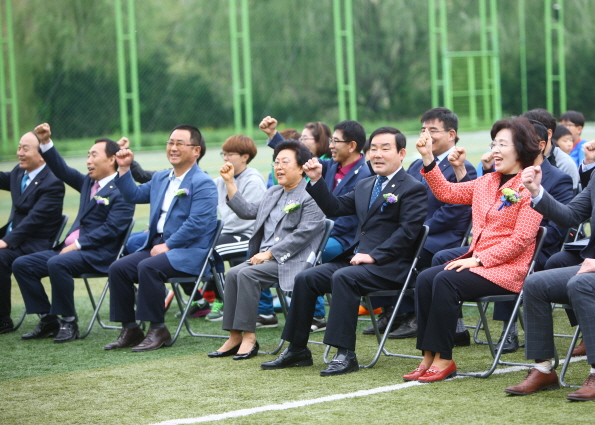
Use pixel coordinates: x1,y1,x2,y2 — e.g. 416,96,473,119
52,214,70,248
402,224,430,287
460,222,473,247
526,226,547,276
116,218,137,259
314,219,335,265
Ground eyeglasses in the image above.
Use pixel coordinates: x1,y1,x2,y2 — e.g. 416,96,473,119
167,141,197,148
272,160,294,168
561,122,577,127
420,128,449,135
220,152,240,158
298,136,314,143
489,142,513,150
329,138,350,146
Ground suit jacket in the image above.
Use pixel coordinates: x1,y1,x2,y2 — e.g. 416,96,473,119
0,165,64,253
407,157,476,254
320,155,372,249
114,164,218,276
307,168,428,284
423,166,543,293
227,178,325,291
533,170,595,260
42,146,135,273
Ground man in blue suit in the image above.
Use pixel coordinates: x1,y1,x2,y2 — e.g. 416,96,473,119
0,131,64,334
13,123,135,343
105,125,218,352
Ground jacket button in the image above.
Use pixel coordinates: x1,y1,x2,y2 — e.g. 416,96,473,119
275,237,279,242
361,231,365,235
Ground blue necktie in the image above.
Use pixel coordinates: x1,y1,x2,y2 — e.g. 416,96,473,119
7,174,29,234
368,175,388,210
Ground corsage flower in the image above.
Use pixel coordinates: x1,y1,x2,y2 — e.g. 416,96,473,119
498,188,522,211
94,196,110,205
175,188,190,197
283,202,301,213
381,193,398,212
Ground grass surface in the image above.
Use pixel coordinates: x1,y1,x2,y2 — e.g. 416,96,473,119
2,126,595,424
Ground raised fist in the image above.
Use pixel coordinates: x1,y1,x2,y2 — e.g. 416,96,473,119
34,123,52,144
302,158,323,183
259,116,278,139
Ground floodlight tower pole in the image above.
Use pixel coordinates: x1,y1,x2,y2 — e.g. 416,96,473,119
518,0,528,113
545,0,566,115
333,0,357,121
229,0,253,137
0,0,19,149
115,0,141,148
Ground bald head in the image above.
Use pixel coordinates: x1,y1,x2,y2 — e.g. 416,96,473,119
17,132,45,172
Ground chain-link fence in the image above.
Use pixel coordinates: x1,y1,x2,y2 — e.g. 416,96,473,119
1,0,595,159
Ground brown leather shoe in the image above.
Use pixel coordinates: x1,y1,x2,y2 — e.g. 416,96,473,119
504,368,560,395
104,326,145,350
131,327,172,352
572,339,586,357
567,373,595,401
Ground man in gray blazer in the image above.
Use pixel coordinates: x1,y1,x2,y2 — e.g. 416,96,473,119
504,164,595,401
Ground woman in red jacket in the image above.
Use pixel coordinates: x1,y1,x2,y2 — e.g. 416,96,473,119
404,117,544,382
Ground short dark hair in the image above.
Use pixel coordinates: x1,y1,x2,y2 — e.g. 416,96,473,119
273,139,313,176
553,124,572,143
526,119,548,144
523,108,557,133
304,121,332,158
421,107,459,144
172,124,206,163
334,120,366,153
94,138,121,170
490,117,541,169
222,135,258,164
559,110,585,127
368,126,406,151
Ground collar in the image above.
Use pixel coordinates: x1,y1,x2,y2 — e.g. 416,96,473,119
436,146,455,163
96,172,117,189
168,168,190,183
379,166,401,182
337,154,362,173
24,163,47,181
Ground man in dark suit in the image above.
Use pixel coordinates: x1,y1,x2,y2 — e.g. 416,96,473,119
0,132,64,334
104,125,218,352
261,126,428,376
12,123,135,343
503,164,595,401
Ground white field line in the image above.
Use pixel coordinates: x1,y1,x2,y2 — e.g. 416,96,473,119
149,356,587,425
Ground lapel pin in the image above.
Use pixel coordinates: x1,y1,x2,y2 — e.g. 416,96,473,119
354,170,358,174
34,182,38,185
109,185,113,188
391,184,395,188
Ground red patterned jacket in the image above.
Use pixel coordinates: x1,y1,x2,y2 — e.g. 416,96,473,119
422,166,543,293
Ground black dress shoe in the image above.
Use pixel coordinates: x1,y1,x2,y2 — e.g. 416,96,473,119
54,319,79,343
208,343,241,358
21,317,60,340
388,313,417,339
0,318,14,334
453,329,470,347
233,341,259,360
496,331,519,354
104,326,145,350
362,311,405,335
261,347,313,369
320,350,359,376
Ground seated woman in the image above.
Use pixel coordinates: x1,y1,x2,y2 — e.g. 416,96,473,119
404,117,544,382
207,140,325,360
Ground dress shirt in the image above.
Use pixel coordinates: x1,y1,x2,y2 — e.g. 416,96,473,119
23,163,46,189
156,169,190,234
334,155,362,189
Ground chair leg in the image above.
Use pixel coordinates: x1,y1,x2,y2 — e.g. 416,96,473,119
12,308,27,331
559,326,582,388
80,278,120,339
260,287,289,355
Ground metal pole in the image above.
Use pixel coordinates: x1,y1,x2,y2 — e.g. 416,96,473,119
5,0,17,145
333,0,347,121
478,0,490,124
114,0,129,138
545,0,553,113
240,0,253,137
429,0,439,107
344,0,357,120
0,2,7,149
556,0,567,113
439,0,451,110
467,57,477,127
229,0,242,134
489,0,501,120
127,0,141,148
518,0,528,113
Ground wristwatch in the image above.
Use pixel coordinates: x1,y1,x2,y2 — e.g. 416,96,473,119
473,256,482,266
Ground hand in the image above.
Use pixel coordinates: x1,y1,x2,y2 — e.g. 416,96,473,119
350,253,375,265
59,243,78,255
249,251,272,265
150,243,170,257
115,148,134,174
444,257,479,272
415,130,434,164
259,116,278,139
34,123,52,144
302,158,322,183
117,137,130,149
219,162,235,182
448,147,467,168
0,240,7,249
583,140,595,165
480,151,495,170
521,165,542,197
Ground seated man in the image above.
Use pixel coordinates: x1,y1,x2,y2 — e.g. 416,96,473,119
261,126,427,376
0,131,64,334
13,123,134,343
105,124,218,352
504,164,595,401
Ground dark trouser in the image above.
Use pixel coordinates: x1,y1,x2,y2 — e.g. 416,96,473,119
13,249,97,317
0,247,26,319
108,237,194,323
415,265,514,360
282,260,395,352
544,250,583,327
523,265,595,364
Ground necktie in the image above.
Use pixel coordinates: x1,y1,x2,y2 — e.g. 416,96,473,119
368,176,388,209
21,173,29,194
65,182,100,246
